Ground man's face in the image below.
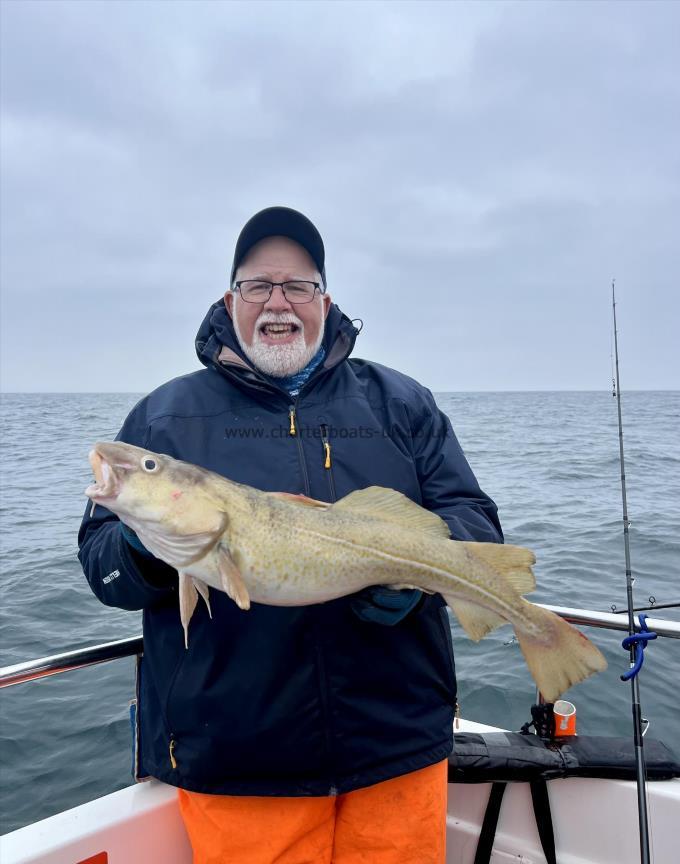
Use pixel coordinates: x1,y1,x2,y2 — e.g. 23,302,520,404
225,236,331,377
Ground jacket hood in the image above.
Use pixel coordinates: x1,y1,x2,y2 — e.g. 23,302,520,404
195,299,360,384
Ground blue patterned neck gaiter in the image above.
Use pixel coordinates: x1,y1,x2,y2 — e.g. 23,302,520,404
277,345,326,397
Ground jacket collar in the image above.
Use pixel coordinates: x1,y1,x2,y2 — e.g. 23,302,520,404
195,300,360,396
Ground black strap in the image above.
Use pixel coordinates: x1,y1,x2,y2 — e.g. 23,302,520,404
473,782,506,864
473,780,557,864
530,779,557,864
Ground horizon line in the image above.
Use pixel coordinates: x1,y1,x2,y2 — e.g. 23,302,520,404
2,388,679,396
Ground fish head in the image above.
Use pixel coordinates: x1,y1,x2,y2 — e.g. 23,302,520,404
85,442,227,540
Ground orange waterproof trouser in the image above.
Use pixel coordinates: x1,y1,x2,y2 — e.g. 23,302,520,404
177,759,448,864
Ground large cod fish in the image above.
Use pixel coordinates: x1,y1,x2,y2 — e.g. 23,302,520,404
85,441,606,701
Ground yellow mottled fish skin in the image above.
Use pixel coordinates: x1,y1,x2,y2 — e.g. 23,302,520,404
86,442,608,701
215,493,520,614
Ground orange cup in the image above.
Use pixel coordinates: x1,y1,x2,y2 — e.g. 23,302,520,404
553,700,577,736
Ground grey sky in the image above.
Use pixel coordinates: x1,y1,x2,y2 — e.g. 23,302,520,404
1,0,678,392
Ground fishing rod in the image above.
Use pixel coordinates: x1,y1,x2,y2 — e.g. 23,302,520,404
612,279,652,864
612,599,680,614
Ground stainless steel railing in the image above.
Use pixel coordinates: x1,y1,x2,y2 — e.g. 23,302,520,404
0,636,143,689
539,604,680,639
0,605,677,690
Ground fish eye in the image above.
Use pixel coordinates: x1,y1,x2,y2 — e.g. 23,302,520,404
141,457,159,473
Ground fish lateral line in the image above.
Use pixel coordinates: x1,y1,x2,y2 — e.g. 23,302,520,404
287,524,529,623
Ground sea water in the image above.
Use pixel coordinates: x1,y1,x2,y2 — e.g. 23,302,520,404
1,391,678,831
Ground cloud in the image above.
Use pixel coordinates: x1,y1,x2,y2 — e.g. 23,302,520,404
1,0,678,391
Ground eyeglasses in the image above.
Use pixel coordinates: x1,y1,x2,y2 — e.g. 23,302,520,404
233,280,323,304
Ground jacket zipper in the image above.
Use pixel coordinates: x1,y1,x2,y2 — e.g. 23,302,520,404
320,425,336,502
437,607,457,705
212,315,361,406
165,645,191,773
289,402,311,496
313,616,337,793
131,654,151,782
290,410,334,791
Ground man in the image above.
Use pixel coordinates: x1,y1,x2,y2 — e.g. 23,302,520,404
79,206,503,864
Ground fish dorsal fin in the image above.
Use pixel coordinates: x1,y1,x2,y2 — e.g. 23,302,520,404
268,491,331,509
460,542,536,595
331,487,450,538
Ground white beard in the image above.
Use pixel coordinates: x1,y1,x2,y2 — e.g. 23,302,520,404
233,305,325,378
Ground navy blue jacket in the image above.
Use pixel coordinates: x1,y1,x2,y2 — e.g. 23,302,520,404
78,301,503,796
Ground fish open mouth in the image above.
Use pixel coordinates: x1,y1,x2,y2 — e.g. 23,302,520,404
85,447,135,503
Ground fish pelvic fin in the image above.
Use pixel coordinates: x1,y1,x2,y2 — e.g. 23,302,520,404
218,545,251,611
515,601,608,702
444,596,507,641
460,542,537,595
332,487,450,537
178,572,198,649
192,577,212,618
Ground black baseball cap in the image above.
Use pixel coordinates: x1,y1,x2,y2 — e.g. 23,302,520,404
230,206,326,287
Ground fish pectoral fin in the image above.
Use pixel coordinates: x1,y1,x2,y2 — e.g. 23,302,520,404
331,487,450,538
460,542,537,595
178,572,199,649
268,491,331,509
192,577,212,618
218,546,251,611
445,597,507,642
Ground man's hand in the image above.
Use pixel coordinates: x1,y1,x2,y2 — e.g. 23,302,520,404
351,586,422,625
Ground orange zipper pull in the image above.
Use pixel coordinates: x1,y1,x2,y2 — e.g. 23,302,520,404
289,407,296,436
169,737,177,769
454,702,461,731
320,425,332,468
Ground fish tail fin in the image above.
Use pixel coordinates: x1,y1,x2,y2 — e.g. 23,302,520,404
515,602,607,702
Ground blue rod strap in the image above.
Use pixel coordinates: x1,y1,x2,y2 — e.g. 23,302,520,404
620,614,657,682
